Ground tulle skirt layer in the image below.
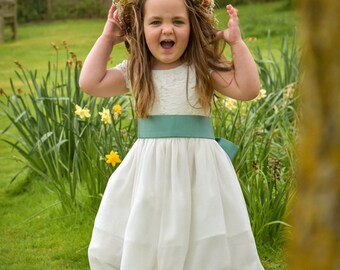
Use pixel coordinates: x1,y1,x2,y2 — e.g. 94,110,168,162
88,138,264,270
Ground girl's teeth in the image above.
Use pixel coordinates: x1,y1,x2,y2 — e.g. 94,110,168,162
161,41,175,49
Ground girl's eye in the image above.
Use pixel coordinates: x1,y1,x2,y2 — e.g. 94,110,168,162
150,21,161,25
173,20,184,25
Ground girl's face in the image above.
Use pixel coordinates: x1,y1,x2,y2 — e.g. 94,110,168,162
143,0,190,70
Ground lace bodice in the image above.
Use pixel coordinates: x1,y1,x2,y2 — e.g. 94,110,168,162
114,60,207,116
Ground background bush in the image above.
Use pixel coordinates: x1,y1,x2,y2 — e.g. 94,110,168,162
16,0,293,22
17,0,112,22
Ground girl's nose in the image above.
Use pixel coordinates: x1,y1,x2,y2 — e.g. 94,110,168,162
162,25,174,35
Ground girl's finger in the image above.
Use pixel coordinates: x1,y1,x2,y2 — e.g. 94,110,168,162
113,9,120,22
212,29,225,42
108,4,116,18
226,4,238,17
226,5,239,28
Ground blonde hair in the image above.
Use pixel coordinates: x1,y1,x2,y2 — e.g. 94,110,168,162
119,0,233,118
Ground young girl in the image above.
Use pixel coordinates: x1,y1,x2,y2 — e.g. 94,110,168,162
79,0,264,269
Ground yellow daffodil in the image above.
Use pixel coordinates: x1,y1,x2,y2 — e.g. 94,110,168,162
224,98,237,111
75,104,91,119
105,151,122,167
99,108,112,125
260,89,267,98
283,83,296,105
112,104,122,120
254,89,267,101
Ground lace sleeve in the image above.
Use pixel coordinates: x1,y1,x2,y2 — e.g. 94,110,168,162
113,60,131,90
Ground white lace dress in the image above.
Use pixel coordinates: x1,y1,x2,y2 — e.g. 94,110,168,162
88,61,264,270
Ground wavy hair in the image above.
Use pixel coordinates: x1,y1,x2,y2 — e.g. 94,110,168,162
119,0,233,118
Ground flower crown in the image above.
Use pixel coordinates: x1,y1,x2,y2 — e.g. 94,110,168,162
112,0,215,13
112,0,216,36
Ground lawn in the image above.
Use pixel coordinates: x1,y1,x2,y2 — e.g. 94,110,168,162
0,1,296,269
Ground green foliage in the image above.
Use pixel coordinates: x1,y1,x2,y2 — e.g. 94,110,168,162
17,0,47,21
17,0,110,22
15,0,294,22
0,45,136,211
212,35,299,247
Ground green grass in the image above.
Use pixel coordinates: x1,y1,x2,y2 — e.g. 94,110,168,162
0,178,93,269
0,1,296,269
0,113,93,269
0,20,129,91
217,1,297,55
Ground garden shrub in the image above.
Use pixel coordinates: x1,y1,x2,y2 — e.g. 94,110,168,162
17,0,111,22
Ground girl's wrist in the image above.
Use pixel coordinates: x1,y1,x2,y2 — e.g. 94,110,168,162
229,39,245,48
99,34,116,46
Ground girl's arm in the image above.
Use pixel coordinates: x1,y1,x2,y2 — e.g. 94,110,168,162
211,5,260,101
79,5,128,97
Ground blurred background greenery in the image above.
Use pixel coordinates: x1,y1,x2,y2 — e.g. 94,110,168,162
16,0,294,22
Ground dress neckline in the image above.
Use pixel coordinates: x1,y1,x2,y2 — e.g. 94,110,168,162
152,63,188,73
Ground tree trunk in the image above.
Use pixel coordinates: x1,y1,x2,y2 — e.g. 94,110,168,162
46,0,52,19
287,0,340,269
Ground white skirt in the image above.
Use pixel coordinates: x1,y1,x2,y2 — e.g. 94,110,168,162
88,138,264,270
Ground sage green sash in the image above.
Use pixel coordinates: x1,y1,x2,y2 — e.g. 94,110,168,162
138,115,239,161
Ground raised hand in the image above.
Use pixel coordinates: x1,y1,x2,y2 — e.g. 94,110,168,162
215,4,242,46
102,5,126,45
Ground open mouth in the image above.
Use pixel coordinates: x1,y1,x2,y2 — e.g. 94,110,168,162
160,40,175,49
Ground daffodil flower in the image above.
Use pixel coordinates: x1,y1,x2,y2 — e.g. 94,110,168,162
105,151,122,167
254,89,267,101
224,98,237,111
112,104,122,120
283,83,296,106
99,108,112,125
75,104,91,119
